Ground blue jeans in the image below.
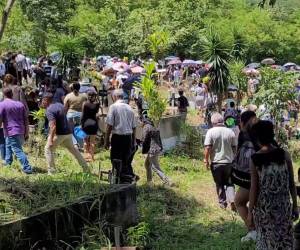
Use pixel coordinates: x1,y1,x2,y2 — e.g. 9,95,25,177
5,135,32,173
67,112,83,147
0,128,5,161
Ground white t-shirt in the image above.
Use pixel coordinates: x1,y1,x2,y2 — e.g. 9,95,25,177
106,100,136,135
16,54,27,71
116,73,128,87
204,126,237,164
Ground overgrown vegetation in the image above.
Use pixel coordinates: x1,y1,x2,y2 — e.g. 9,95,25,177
137,62,167,126
1,0,300,64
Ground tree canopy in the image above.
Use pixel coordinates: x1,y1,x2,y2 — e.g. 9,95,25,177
0,0,300,63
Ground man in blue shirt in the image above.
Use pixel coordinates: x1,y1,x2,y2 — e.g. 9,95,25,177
41,92,89,175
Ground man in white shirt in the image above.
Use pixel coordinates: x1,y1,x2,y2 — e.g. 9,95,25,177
204,112,237,210
16,52,28,85
105,89,137,183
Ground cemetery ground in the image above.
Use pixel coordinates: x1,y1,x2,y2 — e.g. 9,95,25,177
0,141,259,250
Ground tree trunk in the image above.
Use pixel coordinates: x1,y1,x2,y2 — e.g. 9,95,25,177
217,93,223,113
0,0,16,41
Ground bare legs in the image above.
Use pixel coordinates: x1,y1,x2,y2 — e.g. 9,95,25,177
84,135,96,162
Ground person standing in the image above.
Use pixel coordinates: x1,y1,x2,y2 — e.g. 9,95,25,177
204,113,237,210
173,67,181,86
64,82,87,147
53,77,68,104
16,52,27,85
3,74,29,113
105,89,137,183
0,87,33,174
81,90,100,162
42,93,89,175
7,54,18,79
0,58,5,80
248,120,298,250
194,82,207,112
177,89,189,120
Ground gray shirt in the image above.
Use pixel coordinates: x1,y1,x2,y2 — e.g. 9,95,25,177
204,126,237,164
106,100,136,135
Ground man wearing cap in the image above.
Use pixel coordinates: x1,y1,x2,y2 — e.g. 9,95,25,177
105,89,137,183
204,112,237,210
42,92,89,175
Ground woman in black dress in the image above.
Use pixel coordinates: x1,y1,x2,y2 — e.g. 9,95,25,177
81,90,100,162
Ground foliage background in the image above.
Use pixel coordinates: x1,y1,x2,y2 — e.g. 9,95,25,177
1,0,300,63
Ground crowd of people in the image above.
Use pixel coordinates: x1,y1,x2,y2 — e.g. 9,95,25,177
204,109,299,249
0,52,299,249
0,53,176,187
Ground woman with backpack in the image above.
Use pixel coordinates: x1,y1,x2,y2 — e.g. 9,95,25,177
232,111,258,243
142,117,171,186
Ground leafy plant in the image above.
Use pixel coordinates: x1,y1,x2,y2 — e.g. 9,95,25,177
179,122,204,159
148,31,169,61
253,67,297,132
137,62,167,127
231,28,246,60
51,35,85,76
126,222,151,247
201,28,231,111
31,108,46,131
229,60,247,104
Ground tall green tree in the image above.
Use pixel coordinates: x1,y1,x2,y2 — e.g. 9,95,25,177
148,31,169,61
19,0,77,53
0,0,16,41
51,35,84,75
229,60,247,104
201,28,231,111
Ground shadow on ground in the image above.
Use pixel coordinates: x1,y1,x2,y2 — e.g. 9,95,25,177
137,185,254,250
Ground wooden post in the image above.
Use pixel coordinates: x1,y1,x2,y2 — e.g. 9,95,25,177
0,0,16,41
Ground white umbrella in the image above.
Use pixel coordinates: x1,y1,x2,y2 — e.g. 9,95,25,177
167,59,182,66
261,58,275,65
182,60,197,66
165,56,179,61
283,62,297,68
195,60,204,65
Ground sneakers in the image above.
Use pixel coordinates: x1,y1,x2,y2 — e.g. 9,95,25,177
241,230,257,243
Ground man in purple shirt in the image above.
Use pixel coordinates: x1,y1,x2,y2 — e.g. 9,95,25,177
0,87,33,174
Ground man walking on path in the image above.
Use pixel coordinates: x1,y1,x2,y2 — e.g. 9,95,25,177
42,93,89,175
0,87,33,174
204,112,237,210
105,89,137,183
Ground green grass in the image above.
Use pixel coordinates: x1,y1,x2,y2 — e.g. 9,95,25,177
6,140,300,249
129,153,254,250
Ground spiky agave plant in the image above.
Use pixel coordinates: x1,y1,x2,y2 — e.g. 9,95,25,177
201,28,231,111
